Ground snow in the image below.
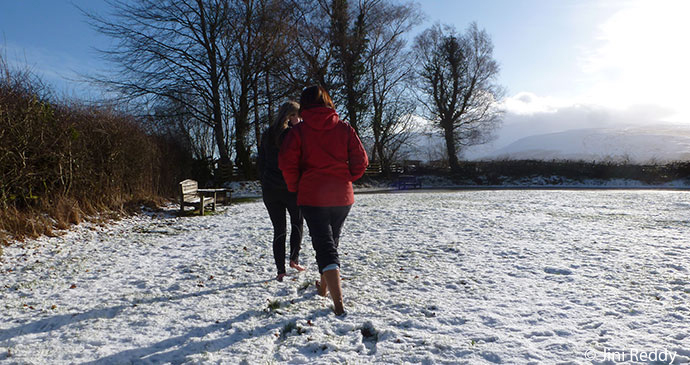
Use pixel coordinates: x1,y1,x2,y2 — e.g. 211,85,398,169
1,189,689,363
400,124,690,163
482,126,690,163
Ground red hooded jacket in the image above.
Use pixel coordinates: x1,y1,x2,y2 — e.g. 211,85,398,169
279,107,368,207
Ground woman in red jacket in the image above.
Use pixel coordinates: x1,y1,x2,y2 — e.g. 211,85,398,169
279,85,368,315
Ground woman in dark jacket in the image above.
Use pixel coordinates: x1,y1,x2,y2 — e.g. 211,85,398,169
258,101,305,282
279,86,368,315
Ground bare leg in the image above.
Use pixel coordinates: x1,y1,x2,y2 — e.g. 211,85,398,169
323,269,344,315
316,273,329,297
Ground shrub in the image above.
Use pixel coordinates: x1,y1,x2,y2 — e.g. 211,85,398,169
0,55,176,250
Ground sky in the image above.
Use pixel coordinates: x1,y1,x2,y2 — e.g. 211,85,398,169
1,0,689,149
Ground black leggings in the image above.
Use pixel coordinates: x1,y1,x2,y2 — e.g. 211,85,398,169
300,205,352,274
263,189,303,274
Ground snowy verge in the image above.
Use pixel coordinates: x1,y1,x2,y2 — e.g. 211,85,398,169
1,190,688,363
227,176,690,199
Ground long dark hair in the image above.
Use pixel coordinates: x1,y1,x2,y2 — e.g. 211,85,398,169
270,101,300,147
299,85,335,114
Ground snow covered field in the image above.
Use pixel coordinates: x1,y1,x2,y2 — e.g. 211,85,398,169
1,189,689,364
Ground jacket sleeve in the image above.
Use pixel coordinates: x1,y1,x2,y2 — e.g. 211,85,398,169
257,130,267,180
278,127,301,192
347,126,369,181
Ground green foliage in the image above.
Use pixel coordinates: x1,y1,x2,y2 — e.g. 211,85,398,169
267,299,280,311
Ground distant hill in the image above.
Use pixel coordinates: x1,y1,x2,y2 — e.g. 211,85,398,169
397,124,690,164
479,126,690,163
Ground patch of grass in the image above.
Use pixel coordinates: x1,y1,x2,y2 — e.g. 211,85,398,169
267,299,281,311
177,207,226,217
298,280,312,291
230,197,261,204
201,209,226,216
360,322,378,342
281,321,297,335
177,209,200,217
280,320,306,339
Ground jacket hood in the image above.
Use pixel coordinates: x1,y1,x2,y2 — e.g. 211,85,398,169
300,107,340,131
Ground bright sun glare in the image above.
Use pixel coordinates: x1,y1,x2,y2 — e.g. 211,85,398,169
581,0,690,122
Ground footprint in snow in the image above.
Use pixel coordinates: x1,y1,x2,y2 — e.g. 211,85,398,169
544,267,573,275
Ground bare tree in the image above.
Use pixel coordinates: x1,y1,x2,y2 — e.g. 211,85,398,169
251,1,301,151
83,0,233,167
223,0,298,178
414,23,504,172
148,93,215,161
288,0,374,134
326,0,371,135
287,0,337,91
366,1,421,173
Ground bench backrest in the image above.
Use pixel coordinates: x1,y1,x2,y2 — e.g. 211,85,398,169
365,161,382,175
179,179,199,202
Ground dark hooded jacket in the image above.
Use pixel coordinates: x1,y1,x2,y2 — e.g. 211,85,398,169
258,126,290,191
278,107,368,207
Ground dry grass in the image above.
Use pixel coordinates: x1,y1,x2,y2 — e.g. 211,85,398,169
0,55,176,255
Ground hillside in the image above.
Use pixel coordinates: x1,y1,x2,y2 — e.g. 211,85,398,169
401,124,690,164
481,126,690,163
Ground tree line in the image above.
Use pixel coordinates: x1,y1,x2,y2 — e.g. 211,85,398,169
84,0,503,178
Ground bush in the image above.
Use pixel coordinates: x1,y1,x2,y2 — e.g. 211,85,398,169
375,159,690,185
0,56,171,249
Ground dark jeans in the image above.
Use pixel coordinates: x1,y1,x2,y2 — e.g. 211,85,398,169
263,189,303,274
300,205,352,274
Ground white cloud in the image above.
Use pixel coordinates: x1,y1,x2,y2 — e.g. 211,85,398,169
463,92,679,159
501,92,571,116
578,0,690,122
489,0,690,155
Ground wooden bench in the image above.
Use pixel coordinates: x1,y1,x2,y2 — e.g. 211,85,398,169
198,188,231,205
391,175,422,190
364,161,382,175
179,179,215,215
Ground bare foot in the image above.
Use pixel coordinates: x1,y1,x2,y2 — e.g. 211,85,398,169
315,280,328,297
333,306,346,316
276,273,286,282
332,298,345,316
290,261,306,272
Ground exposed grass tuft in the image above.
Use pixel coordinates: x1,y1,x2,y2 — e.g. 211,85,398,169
267,299,281,311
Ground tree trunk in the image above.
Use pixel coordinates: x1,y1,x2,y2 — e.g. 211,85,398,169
265,71,274,126
253,80,261,153
345,88,359,135
235,85,252,179
442,120,460,172
210,66,230,167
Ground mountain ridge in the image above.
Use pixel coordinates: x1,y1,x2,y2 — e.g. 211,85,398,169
479,125,690,163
